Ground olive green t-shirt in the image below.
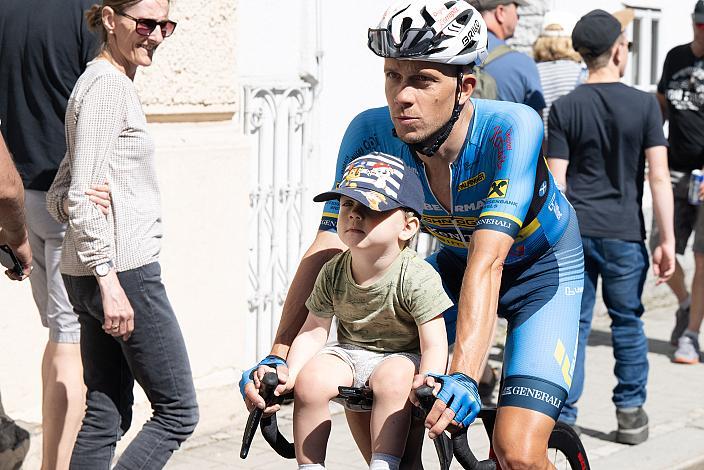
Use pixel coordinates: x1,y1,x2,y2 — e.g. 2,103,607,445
305,248,453,353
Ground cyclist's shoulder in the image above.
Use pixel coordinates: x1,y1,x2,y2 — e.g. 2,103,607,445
347,106,393,130
472,99,542,138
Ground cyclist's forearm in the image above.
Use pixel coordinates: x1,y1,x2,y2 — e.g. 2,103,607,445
270,232,345,357
450,243,506,380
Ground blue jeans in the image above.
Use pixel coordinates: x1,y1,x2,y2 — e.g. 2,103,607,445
559,237,649,424
63,263,199,469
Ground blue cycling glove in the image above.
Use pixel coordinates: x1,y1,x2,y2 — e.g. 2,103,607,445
238,355,288,399
428,372,481,428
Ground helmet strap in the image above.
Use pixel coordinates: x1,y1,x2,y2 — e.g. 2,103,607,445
406,72,464,157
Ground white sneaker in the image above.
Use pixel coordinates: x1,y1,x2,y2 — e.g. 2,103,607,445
673,334,701,364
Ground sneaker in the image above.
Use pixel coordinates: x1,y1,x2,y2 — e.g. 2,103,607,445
673,333,701,364
670,305,690,346
616,407,649,445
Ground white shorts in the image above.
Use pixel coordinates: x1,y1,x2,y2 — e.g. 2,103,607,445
319,342,420,389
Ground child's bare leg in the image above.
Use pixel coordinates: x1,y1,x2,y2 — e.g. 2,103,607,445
368,356,416,465
293,354,353,465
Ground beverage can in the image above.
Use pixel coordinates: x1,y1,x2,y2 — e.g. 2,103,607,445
689,170,704,205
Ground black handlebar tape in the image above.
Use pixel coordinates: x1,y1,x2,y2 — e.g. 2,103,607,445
260,411,296,459
452,431,497,470
414,385,453,470
240,372,279,459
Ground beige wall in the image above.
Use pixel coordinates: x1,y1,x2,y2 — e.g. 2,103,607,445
0,0,248,420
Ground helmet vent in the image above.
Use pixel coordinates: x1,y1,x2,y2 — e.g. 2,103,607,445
420,7,434,26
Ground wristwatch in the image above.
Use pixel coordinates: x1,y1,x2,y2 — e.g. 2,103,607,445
93,260,114,277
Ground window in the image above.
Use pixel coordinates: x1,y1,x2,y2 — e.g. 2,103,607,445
624,6,662,90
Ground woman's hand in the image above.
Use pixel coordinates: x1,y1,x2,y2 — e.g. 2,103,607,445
86,182,111,215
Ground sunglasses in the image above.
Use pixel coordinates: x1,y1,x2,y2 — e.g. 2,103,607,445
118,12,177,38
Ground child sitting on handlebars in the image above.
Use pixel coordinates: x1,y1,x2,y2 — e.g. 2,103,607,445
286,152,452,470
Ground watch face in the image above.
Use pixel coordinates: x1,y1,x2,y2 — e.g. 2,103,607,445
96,263,109,276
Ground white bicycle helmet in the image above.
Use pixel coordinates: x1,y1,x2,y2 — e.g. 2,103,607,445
368,0,488,66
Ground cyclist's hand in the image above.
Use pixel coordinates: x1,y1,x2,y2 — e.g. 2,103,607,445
409,373,441,407
424,372,481,439
239,355,288,412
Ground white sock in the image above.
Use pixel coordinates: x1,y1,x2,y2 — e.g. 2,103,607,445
680,296,691,310
369,452,401,470
298,464,325,470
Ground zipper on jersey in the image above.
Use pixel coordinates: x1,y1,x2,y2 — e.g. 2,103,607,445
420,161,469,248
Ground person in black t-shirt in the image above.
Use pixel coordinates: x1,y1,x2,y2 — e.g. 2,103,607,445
547,9,675,445
650,0,704,365
0,1,97,468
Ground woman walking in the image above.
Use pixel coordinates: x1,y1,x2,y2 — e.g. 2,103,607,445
47,1,198,468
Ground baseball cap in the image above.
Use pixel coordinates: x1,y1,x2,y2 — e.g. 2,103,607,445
467,0,528,12
572,9,624,57
314,152,425,216
540,11,577,38
694,0,704,23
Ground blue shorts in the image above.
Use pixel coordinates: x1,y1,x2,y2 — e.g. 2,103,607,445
425,210,583,420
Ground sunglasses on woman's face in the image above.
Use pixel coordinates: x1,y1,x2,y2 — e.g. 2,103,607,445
118,12,177,38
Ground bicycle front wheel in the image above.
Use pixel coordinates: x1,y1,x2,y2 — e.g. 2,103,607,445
547,422,590,470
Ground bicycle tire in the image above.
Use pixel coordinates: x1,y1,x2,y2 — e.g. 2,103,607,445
547,422,590,470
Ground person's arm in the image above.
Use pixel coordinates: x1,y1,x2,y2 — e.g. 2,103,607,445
68,74,126,269
546,97,570,192
0,133,31,279
416,315,448,376
47,154,72,224
656,92,668,122
451,230,513,379
286,313,333,387
646,145,675,283
547,158,568,192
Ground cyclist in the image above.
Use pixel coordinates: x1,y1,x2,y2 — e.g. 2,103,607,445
242,1,583,468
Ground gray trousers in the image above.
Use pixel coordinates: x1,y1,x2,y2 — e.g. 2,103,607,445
63,262,199,469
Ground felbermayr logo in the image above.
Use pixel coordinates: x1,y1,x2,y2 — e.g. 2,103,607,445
501,386,563,409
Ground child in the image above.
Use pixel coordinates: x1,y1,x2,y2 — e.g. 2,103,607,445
286,152,452,470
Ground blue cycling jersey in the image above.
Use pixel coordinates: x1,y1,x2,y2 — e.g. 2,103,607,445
320,99,572,265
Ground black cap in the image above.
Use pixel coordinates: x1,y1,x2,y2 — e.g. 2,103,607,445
694,0,704,23
571,9,622,57
314,152,425,216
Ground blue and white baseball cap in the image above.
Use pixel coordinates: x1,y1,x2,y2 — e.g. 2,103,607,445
314,152,424,215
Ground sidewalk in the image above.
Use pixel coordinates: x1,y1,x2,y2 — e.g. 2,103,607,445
17,266,704,469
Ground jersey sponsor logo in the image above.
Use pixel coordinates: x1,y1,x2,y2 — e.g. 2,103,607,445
564,286,583,296
500,386,563,410
488,179,509,198
424,202,445,211
454,200,485,212
458,172,486,192
425,226,469,248
490,125,513,170
539,181,547,197
548,194,562,220
423,215,477,229
344,134,381,162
